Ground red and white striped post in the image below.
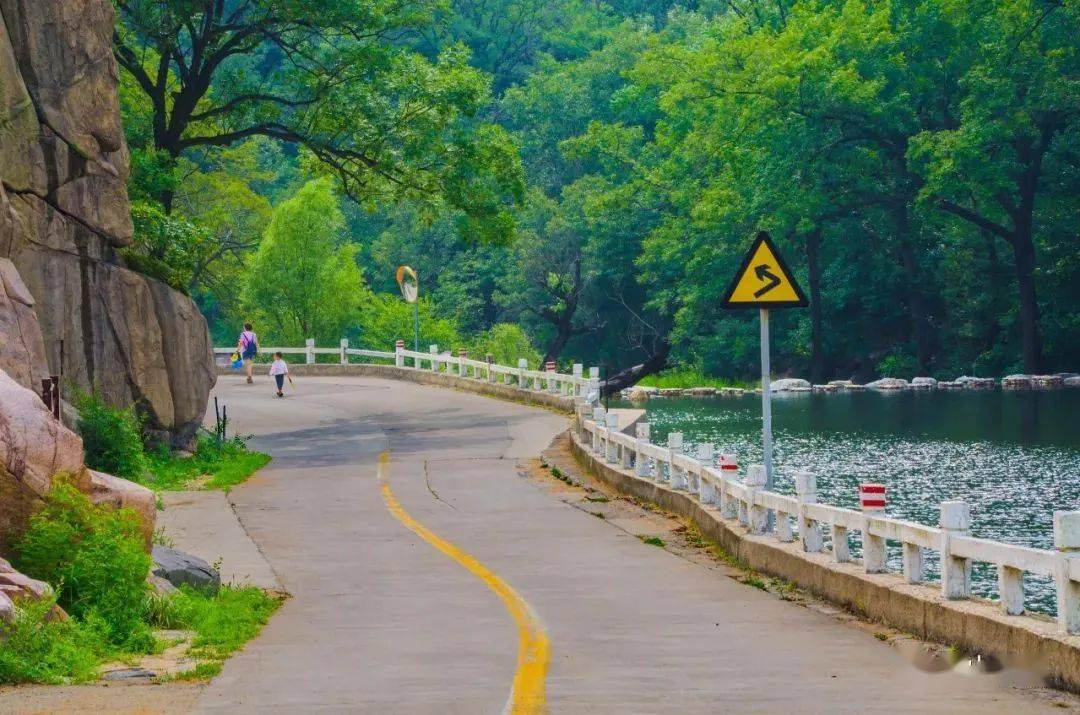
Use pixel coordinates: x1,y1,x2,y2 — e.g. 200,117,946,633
860,483,887,573
395,339,405,368
545,360,558,393
718,454,738,519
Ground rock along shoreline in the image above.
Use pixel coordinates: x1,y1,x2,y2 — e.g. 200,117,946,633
622,372,1080,401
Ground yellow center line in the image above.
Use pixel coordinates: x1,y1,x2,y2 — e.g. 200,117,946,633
377,451,550,714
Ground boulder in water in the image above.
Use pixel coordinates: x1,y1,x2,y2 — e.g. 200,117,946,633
770,378,811,392
867,378,910,390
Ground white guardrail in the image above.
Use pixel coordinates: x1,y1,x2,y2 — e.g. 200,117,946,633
214,340,1080,634
575,408,1080,636
213,340,600,397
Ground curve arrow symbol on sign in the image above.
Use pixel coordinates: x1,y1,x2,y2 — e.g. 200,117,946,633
753,264,781,298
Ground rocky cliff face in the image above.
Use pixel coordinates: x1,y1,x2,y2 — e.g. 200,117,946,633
0,0,214,446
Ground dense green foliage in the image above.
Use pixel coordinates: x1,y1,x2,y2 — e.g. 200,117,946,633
75,391,149,482
74,391,268,492
0,595,105,685
14,482,154,651
116,0,1079,382
3,483,282,685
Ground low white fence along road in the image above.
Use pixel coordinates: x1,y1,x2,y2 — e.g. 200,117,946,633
214,340,602,398
214,340,1080,635
576,404,1080,635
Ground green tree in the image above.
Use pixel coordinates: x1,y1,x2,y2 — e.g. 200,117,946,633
241,178,365,343
114,0,523,241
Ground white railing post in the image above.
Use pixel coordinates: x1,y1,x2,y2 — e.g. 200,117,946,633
340,338,349,365
572,364,583,400
591,407,606,455
586,377,600,405
746,464,768,534
546,361,558,394
1054,511,1080,633
860,484,887,574
634,423,651,479
486,354,495,382
719,454,738,519
795,472,822,552
605,412,619,463
940,501,972,599
429,344,439,372
457,348,467,376
620,429,634,469
517,358,528,387
306,338,315,364
665,432,683,488
575,403,590,439
903,542,925,585
696,443,714,503
395,340,405,368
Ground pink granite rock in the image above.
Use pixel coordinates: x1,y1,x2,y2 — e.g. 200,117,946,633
88,470,156,548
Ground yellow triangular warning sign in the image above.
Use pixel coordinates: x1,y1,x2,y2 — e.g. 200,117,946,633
721,231,808,309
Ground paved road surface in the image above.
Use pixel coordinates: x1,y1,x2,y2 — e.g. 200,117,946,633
195,375,1065,713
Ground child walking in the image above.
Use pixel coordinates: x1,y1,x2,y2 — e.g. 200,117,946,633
268,352,292,398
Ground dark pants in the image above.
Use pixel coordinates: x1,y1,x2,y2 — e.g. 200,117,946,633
274,374,285,391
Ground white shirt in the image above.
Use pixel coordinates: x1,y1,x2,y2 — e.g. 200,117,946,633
268,359,289,376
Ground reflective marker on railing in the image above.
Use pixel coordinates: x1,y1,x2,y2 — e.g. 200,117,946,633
861,484,887,573
859,484,886,510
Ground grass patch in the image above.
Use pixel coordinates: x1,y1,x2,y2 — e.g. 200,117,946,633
3,482,283,686
0,596,105,685
147,435,270,492
740,574,768,590
637,369,755,390
639,536,665,547
589,511,606,519
874,632,890,641
584,495,609,503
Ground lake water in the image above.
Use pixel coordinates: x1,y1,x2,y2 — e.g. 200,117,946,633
614,389,1080,614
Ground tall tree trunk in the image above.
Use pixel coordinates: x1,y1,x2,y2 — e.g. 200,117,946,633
541,321,574,365
1011,134,1045,374
1012,224,1042,373
805,227,825,382
894,200,932,373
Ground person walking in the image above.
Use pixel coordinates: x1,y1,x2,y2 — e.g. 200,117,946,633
268,352,292,397
238,322,259,384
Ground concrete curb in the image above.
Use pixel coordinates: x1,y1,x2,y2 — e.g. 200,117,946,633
567,429,1080,693
217,363,577,413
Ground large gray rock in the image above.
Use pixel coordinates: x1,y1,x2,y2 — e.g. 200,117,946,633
152,546,221,591
0,367,156,550
770,378,811,392
867,377,910,390
0,0,215,447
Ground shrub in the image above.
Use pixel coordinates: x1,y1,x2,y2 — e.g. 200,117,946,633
167,585,282,661
74,391,149,482
0,595,104,685
14,481,153,651
146,433,270,492
469,323,541,368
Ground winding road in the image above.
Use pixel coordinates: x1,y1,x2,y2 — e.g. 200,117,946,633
191,374,1065,713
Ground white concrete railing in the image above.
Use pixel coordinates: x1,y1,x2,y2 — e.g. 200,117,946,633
215,339,397,365
576,404,1080,635
213,341,601,398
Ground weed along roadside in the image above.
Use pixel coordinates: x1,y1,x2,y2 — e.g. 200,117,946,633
0,386,281,688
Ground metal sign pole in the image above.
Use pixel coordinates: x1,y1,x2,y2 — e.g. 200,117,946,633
760,308,775,530
413,300,419,353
